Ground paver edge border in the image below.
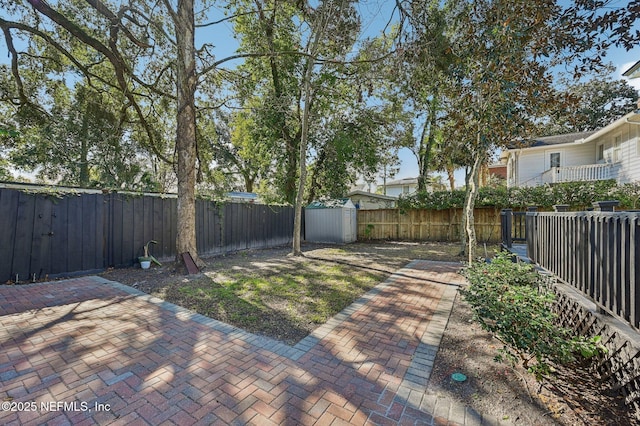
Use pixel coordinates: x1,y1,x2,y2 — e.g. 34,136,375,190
86,261,463,363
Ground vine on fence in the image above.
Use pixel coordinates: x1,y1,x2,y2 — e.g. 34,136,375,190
398,180,640,211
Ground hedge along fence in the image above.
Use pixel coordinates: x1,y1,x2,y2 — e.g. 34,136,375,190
357,207,502,243
398,180,640,211
0,187,294,283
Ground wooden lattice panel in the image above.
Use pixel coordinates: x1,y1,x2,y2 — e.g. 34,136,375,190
549,278,640,418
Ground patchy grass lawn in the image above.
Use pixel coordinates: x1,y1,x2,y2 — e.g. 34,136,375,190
164,259,382,343
100,241,471,344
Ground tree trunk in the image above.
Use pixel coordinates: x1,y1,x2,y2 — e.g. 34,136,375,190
445,162,455,191
174,0,202,267
463,142,484,264
79,115,89,187
306,147,327,204
257,2,298,205
292,57,314,256
417,94,439,192
291,0,337,256
416,118,429,192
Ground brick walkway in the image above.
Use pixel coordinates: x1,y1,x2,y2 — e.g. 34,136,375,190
0,260,507,425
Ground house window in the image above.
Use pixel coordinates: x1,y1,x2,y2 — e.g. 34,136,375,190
402,185,410,194
597,143,605,162
613,134,621,162
550,152,561,168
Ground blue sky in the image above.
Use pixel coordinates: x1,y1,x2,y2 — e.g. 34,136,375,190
2,1,639,189
394,46,640,188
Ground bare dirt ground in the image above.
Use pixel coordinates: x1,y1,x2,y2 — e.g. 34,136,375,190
98,241,636,425
429,292,635,425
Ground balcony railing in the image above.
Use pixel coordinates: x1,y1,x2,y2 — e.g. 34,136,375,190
541,163,612,184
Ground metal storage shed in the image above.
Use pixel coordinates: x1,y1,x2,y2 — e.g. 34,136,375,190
305,198,357,244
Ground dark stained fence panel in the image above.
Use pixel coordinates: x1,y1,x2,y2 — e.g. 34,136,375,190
131,196,143,260
527,211,640,330
30,195,53,280
0,188,294,282
50,196,69,275
122,196,136,266
82,194,102,272
0,190,19,282
12,192,36,282
65,195,84,273
161,198,173,258
152,197,163,258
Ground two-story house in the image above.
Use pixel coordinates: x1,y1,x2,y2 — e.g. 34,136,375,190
501,111,640,188
378,177,419,197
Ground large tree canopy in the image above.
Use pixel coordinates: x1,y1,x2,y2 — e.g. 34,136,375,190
0,0,405,259
1,0,638,263
1,0,236,265
417,0,640,261
540,69,639,135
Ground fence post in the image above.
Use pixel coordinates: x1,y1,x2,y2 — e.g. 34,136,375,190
554,204,569,212
593,200,620,212
525,208,537,262
501,208,513,248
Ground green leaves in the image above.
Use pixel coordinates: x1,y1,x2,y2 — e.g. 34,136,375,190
3,82,159,190
398,180,636,211
539,69,639,135
462,252,605,379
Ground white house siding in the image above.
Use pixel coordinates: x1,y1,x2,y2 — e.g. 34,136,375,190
507,113,640,188
384,185,418,197
516,143,609,186
617,122,640,183
515,150,545,186
562,143,596,167
588,122,640,184
384,187,404,197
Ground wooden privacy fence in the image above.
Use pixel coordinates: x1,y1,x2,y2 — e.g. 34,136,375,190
526,210,640,330
0,188,294,283
357,207,502,243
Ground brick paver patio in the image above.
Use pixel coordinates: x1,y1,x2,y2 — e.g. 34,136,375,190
0,260,508,425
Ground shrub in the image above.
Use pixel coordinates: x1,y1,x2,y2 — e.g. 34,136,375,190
461,252,602,379
397,180,631,211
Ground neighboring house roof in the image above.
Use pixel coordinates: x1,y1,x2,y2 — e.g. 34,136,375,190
579,111,640,144
306,198,355,209
509,131,597,149
383,177,418,187
505,112,640,153
227,191,258,202
623,60,640,79
347,190,397,201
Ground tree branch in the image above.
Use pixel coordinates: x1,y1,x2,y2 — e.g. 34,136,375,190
201,48,397,77
22,0,174,164
1,24,28,104
83,0,152,48
195,9,274,28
